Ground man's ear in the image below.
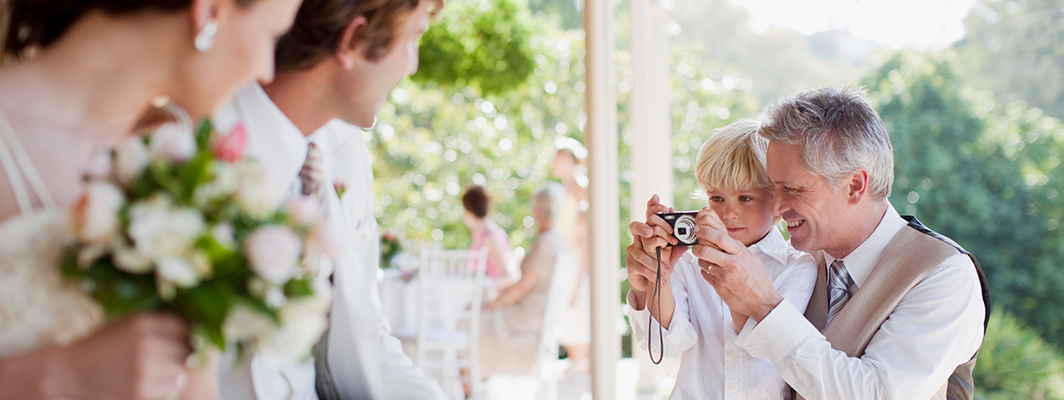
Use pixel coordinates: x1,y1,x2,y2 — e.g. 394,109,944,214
847,168,870,204
335,15,369,69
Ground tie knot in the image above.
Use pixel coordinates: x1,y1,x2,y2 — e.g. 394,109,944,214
300,142,325,197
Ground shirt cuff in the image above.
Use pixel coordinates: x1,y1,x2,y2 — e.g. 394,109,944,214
737,299,819,359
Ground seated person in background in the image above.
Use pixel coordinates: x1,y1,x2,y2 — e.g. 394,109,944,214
478,182,569,376
625,120,817,399
462,185,518,288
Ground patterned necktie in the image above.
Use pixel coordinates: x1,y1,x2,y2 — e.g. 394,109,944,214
301,142,340,400
299,142,325,197
827,259,856,324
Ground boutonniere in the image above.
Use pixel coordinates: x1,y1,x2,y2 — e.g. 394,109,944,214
334,179,348,199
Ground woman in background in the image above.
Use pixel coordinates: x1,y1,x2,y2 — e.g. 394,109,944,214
0,0,301,397
462,184,518,288
478,182,569,376
550,137,591,373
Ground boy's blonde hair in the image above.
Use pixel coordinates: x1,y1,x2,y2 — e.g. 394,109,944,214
694,119,772,196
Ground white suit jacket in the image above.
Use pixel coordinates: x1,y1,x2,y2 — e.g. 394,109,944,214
215,84,446,399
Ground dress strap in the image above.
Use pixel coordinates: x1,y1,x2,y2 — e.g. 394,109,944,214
0,111,56,214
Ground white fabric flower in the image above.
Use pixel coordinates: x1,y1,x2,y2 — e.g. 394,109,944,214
149,122,196,163
244,225,301,285
71,181,125,245
115,137,149,186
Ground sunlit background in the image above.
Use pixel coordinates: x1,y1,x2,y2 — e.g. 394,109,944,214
370,0,1064,397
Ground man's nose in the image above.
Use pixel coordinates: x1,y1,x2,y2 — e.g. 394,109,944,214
771,190,787,217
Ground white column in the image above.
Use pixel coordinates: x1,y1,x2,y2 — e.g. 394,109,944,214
584,0,620,398
628,0,673,391
629,0,673,216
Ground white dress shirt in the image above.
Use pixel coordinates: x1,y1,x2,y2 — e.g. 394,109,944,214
737,204,985,400
215,84,445,399
627,228,817,399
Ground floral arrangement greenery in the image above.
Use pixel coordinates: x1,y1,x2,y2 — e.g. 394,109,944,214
61,117,331,364
379,229,404,269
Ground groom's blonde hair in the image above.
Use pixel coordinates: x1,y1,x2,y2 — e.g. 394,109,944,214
694,119,772,196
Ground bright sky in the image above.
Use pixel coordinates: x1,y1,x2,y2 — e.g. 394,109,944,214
739,0,981,48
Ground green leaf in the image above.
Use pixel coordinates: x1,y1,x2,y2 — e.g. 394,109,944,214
283,277,315,298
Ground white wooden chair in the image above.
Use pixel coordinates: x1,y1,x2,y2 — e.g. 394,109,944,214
396,247,489,400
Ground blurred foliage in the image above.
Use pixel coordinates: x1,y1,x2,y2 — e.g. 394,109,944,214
866,51,1064,348
954,0,1064,120
414,0,539,96
527,0,583,31
974,308,1064,400
668,0,873,106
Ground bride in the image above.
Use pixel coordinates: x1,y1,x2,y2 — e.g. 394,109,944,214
0,0,300,398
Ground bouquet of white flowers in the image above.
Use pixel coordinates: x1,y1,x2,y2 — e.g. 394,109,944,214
62,117,332,365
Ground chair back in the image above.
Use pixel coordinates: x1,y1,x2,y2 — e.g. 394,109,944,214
413,246,489,399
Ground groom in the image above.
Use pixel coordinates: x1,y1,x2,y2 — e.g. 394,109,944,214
215,0,447,398
630,87,990,399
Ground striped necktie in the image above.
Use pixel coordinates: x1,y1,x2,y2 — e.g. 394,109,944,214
827,259,856,324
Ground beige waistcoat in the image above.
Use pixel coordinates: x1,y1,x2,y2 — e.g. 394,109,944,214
795,221,985,400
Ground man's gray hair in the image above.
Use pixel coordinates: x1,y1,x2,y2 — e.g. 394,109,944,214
532,181,566,225
759,86,894,200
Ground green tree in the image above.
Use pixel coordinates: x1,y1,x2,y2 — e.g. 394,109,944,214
866,51,1064,347
975,308,1064,400
954,0,1064,120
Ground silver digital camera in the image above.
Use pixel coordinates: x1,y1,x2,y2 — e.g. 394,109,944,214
659,211,699,246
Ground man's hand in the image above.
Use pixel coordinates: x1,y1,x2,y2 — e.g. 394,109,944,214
692,208,783,322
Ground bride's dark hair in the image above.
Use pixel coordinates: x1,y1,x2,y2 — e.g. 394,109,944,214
3,0,255,57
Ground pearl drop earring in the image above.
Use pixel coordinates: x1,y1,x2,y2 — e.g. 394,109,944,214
194,19,218,52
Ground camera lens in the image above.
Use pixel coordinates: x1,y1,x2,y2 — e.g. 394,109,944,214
674,214,697,244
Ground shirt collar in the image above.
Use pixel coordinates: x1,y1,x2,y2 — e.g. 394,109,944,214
230,83,309,200
748,226,788,266
823,202,905,288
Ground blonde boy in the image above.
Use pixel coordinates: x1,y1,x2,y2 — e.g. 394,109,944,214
625,119,817,399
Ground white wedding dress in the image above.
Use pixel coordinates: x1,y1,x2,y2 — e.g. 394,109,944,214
0,110,103,358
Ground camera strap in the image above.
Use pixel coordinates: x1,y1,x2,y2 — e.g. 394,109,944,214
649,247,665,364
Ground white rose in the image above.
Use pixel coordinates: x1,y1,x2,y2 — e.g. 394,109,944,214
128,195,205,260
156,257,199,288
71,181,125,245
210,223,236,248
192,163,239,207
149,122,196,163
244,225,301,285
115,136,149,186
236,162,280,219
222,303,276,343
112,246,152,274
258,296,329,365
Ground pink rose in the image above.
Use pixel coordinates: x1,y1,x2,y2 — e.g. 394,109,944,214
71,181,125,244
244,225,302,284
286,196,322,226
213,123,248,162
114,136,149,185
305,220,342,259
